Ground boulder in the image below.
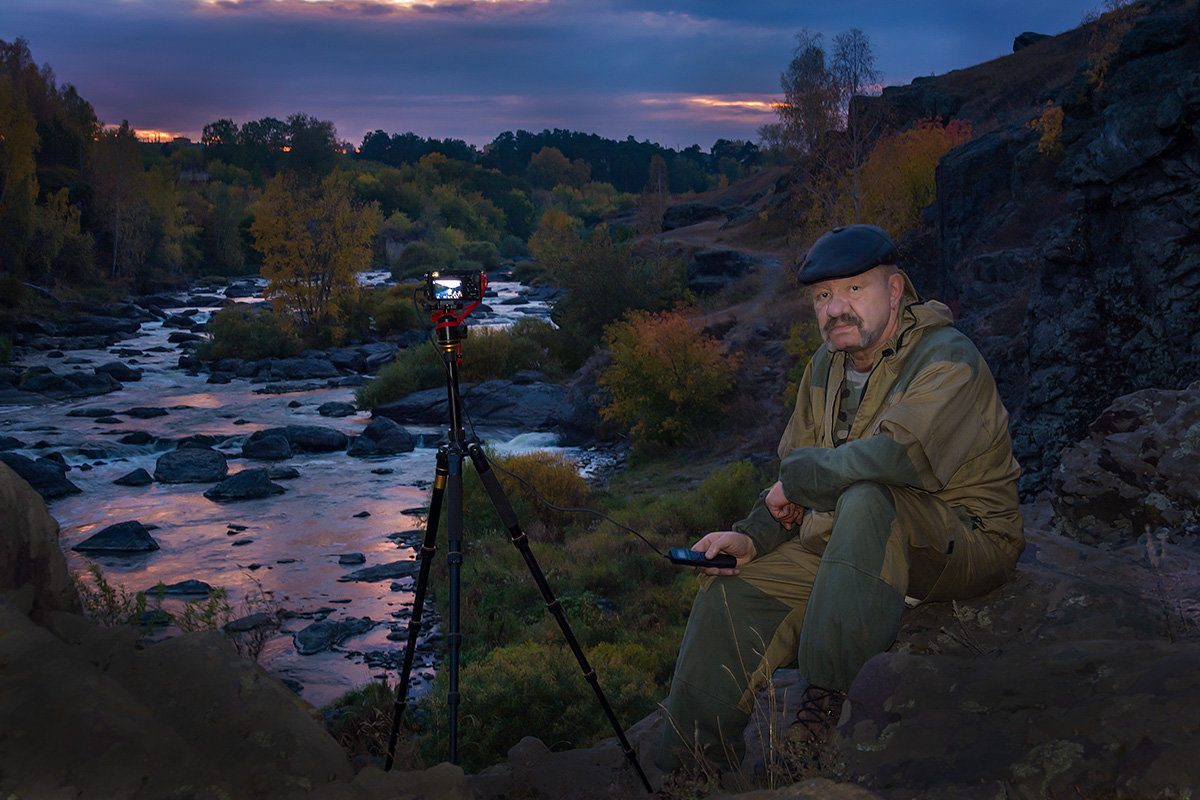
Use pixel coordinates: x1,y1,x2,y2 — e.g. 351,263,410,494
122,406,169,419
113,468,153,486
348,416,416,457
146,579,215,596
1012,31,1050,50
0,452,81,500
0,435,25,450
374,379,568,430
154,446,228,484
0,462,80,621
241,432,293,460
203,469,286,502
72,520,159,553
292,616,376,655
1052,384,1200,548
249,425,348,453
95,361,143,382
263,357,339,381
318,401,357,418
338,560,421,583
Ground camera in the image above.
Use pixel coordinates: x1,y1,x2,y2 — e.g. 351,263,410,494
423,270,485,311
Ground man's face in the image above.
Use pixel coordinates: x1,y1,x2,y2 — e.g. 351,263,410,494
810,266,904,360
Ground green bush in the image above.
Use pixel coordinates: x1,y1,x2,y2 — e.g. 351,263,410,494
599,310,741,450
461,241,502,270
453,449,591,542
354,342,444,409
418,641,661,772
324,682,418,765
499,235,530,259
364,283,423,337
194,306,303,361
459,319,565,381
392,240,452,280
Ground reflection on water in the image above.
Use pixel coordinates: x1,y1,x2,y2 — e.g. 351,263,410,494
1,275,568,707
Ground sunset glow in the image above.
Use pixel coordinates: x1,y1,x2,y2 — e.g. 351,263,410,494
197,0,545,11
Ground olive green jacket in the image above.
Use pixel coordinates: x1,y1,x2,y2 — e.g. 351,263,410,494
737,274,1024,560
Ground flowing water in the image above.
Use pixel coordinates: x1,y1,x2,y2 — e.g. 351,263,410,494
1,273,588,706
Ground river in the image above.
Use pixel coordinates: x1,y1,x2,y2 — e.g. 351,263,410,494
1,271,584,707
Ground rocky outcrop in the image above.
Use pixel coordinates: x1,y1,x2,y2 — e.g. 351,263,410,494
0,462,79,623
892,0,1200,497
373,378,569,431
1052,383,1200,548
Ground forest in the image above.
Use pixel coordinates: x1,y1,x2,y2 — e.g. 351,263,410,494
0,36,764,303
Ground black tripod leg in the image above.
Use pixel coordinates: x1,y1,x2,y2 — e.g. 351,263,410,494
385,449,448,771
466,444,653,793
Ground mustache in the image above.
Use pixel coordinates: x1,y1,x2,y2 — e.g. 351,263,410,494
823,313,864,334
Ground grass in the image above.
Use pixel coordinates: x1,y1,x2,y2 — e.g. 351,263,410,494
326,452,774,774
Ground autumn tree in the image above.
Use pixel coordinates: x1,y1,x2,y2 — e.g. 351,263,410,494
638,153,669,235
775,28,883,238
90,121,147,279
530,211,684,361
854,118,975,239
599,309,740,448
251,171,379,343
0,69,39,274
776,30,839,157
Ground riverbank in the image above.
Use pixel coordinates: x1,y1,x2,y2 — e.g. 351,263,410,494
0,270,613,706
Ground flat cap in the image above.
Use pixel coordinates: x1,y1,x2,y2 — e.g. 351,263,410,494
796,224,899,285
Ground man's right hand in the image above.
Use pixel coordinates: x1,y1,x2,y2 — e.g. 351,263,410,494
765,480,805,530
691,531,757,576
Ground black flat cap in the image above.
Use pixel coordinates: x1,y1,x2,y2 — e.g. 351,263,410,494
796,224,899,284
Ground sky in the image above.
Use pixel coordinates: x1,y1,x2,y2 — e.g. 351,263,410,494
3,0,1104,151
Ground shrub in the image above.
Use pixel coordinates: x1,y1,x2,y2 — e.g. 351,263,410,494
0,335,12,364
354,342,444,408
461,241,501,270
499,235,530,259
364,282,424,337
1028,101,1065,160
418,640,661,772
194,306,303,361
456,450,591,542
783,317,824,404
459,319,565,381
599,309,741,448
324,682,418,765
392,240,452,280
856,118,975,240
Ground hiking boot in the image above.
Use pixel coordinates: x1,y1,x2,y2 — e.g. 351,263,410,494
788,684,847,748
757,684,848,784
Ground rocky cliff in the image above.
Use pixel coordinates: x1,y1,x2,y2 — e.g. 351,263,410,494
893,0,1200,497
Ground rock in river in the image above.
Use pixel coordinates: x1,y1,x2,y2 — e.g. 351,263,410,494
0,452,81,500
154,445,228,484
347,416,415,457
293,616,376,655
72,520,159,553
203,469,286,502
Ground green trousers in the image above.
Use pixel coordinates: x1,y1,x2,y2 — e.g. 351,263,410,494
655,482,1018,772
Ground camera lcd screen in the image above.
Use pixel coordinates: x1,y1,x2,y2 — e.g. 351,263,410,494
433,278,464,300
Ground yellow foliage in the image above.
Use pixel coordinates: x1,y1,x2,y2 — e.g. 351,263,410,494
252,171,379,342
854,119,975,240
1028,101,1065,159
1082,0,1149,90
599,309,740,448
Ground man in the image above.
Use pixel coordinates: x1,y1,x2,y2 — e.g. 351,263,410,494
656,224,1024,775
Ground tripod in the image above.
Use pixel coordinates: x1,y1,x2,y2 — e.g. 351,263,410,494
384,305,652,793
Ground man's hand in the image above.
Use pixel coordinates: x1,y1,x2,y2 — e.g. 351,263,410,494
691,531,757,576
765,480,805,530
